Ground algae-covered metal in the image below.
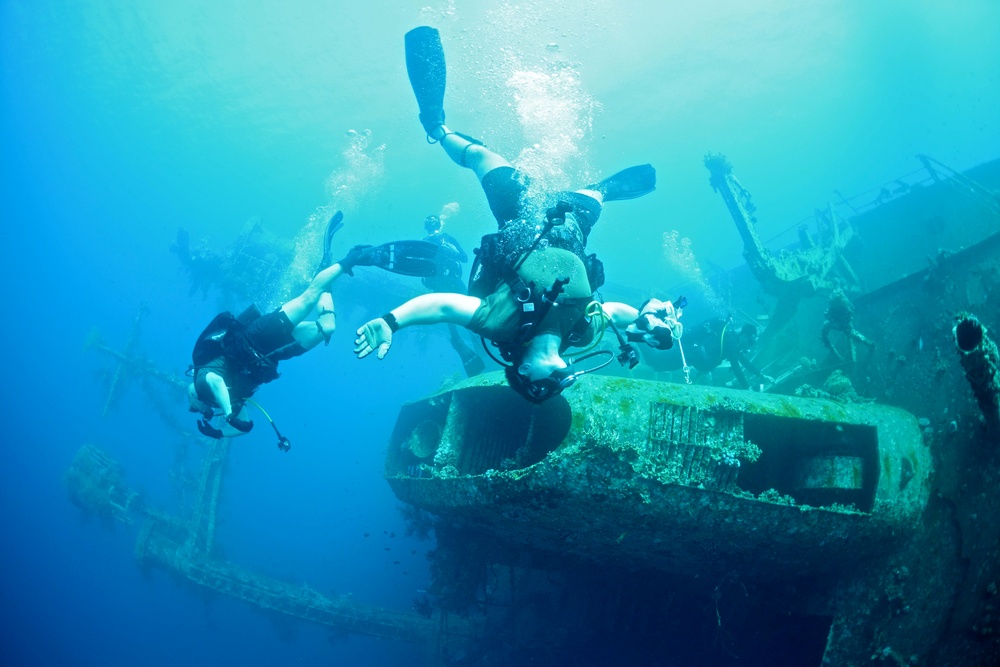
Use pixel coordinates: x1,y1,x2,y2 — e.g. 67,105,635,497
954,312,1000,434
386,372,931,581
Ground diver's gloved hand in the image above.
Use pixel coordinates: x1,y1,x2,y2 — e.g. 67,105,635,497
197,419,225,439
337,244,377,276
626,298,683,350
354,317,394,360
226,414,254,433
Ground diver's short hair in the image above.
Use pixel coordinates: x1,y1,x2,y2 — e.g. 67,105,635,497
424,215,441,233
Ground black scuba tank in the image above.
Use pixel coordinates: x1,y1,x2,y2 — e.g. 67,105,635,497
191,304,263,368
192,312,239,367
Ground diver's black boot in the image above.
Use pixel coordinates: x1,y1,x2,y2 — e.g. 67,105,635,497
405,26,447,139
317,210,344,272
586,164,657,201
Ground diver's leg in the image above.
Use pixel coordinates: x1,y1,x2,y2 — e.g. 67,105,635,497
568,164,658,238
406,28,511,182
290,322,327,351
430,125,511,181
285,292,335,352
280,264,342,325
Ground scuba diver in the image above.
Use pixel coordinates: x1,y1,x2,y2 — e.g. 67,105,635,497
684,318,774,389
188,212,445,444
353,26,682,403
420,214,468,294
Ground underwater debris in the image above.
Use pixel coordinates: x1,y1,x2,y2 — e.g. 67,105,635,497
795,370,871,403
704,153,861,342
953,312,1000,436
822,288,876,363
171,218,294,304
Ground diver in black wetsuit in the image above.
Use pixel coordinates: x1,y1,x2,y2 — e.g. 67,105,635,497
687,319,772,390
187,213,373,440
188,208,469,440
420,214,468,294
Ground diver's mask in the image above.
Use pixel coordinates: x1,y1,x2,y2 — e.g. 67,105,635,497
506,350,615,403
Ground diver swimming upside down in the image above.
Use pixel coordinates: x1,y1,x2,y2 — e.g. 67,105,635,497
353,27,683,403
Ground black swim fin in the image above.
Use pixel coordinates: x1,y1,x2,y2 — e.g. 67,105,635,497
586,164,656,201
368,240,442,278
317,210,344,272
404,26,447,137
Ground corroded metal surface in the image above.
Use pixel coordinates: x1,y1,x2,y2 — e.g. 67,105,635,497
386,373,931,581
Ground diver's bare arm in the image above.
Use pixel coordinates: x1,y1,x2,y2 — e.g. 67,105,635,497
602,302,639,328
354,293,481,360
611,299,683,349
204,372,234,417
392,293,481,328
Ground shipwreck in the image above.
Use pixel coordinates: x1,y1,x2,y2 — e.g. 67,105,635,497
72,155,1000,666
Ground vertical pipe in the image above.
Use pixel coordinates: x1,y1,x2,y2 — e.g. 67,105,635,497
954,313,1000,437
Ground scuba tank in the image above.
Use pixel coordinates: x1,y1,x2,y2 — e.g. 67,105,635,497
468,199,606,298
190,304,278,385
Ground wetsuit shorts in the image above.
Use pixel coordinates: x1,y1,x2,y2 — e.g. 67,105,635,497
481,166,603,248
481,166,528,226
245,309,305,361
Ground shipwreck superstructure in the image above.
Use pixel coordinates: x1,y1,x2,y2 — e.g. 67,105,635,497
387,375,929,583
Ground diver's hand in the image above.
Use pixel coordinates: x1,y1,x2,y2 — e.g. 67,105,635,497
355,318,393,360
197,419,225,439
627,298,683,350
226,414,254,433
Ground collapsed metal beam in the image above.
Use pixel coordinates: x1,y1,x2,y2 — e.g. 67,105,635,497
704,153,788,290
65,444,463,652
84,305,188,422
134,516,441,643
704,153,860,298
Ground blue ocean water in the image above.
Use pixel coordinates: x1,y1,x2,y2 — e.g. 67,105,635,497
1,1,997,665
